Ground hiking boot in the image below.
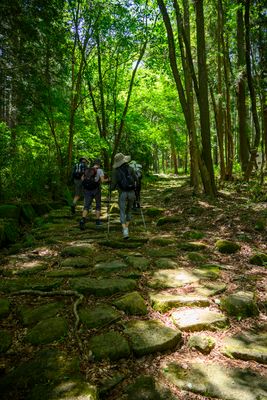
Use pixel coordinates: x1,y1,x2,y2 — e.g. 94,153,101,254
96,219,102,226
79,218,85,230
71,204,76,215
122,227,129,239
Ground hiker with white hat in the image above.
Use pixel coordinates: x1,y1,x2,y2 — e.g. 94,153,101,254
111,153,137,239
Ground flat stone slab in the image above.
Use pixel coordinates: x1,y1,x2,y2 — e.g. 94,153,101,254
61,244,95,257
25,317,68,344
94,260,128,273
0,277,62,293
61,256,93,268
172,308,228,331
220,291,259,318
88,331,131,361
69,277,136,296
46,268,90,277
123,319,182,356
163,361,267,400
113,291,148,315
79,305,121,328
222,330,267,364
125,255,150,270
149,292,210,312
19,302,64,326
195,281,227,296
148,269,199,289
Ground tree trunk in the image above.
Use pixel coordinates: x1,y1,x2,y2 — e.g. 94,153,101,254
194,0,217,196
236,1,249,173
244,0,262,180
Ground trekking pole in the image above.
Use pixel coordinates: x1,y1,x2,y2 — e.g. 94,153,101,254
139,201,147,230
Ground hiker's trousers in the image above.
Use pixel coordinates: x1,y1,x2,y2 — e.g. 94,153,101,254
118,190,136,224
83,186,101,211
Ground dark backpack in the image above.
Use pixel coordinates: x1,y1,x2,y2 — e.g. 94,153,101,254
82,167,99,190
117,164,136,191
73,162,87,179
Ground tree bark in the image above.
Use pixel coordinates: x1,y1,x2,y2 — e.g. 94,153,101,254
194,0,217,196
236,1,249,173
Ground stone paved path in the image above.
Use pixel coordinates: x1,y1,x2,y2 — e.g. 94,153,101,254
0,176,267,400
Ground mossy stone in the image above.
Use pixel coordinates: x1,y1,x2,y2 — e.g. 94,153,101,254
61,245,95,257
183,231,205,240
113,291,148,315
215,239,240,254
70,277,136,296
19,302,64,326
126,376,161,400
0,298,10,318
25,317,68,344
79,305,121,328
124,319,182,357
0,349,84,399
149,237,176,246
0,330,12,352
220,291,259,318
188,334,215,354
156,216,181,226
145,207,164,217
0,277,62,293
88,331,131,361
249,253,267,266
187,252,207,263
61,256,93,268
125,255,150,271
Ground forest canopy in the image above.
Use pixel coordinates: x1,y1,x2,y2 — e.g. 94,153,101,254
0,0,266,201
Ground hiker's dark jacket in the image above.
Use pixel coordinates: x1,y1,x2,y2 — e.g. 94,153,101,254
111,163,137,191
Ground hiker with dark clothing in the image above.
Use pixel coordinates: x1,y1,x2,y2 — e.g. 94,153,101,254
79,159,107,230
129,160,142,209
111,153,137,239
71,156,89,215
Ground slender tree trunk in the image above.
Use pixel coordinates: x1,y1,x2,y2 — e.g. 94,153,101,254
236,1,249,173
194,0,217,196
244,0,261,180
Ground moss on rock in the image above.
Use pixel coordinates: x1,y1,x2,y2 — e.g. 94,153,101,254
215,239,240,254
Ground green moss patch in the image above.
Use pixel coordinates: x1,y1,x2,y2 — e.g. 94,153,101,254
25,317,68,344
113,291,148,315
220,291,259,318
215,239,240,254
19,302,64,326
69,277,136,296
124,319,182,357
249,253,267,266
88,331,131,361
79,305,121,328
